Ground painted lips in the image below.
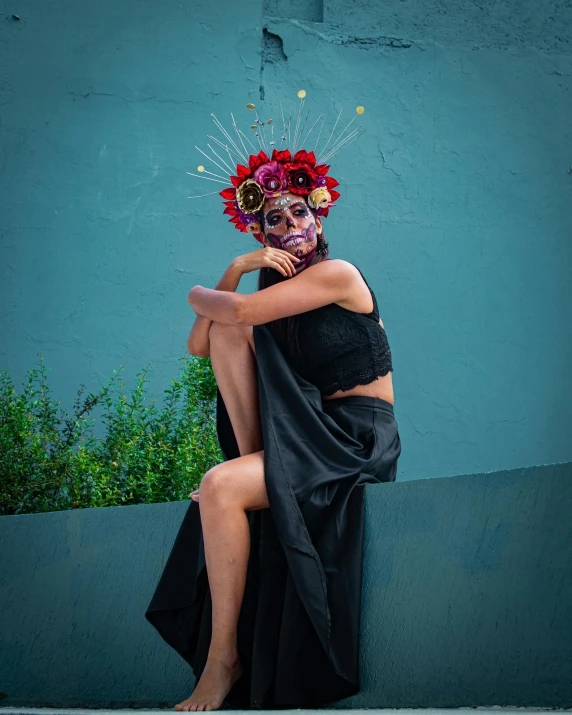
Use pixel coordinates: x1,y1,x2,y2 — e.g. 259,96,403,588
282,234,306,248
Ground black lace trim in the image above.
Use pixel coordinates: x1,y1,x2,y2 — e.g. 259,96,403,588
308,331,393,395
320,365,394,396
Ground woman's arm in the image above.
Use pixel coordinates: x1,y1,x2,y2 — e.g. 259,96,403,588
188,259,359,327
187,259,244,357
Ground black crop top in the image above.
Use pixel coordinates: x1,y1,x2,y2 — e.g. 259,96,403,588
275,263,393,396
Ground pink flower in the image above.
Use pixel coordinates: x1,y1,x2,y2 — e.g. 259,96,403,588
253,161,288,197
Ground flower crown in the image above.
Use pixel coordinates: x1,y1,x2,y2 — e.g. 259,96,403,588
188,90,365,245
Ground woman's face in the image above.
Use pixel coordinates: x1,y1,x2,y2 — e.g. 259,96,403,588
261,191,322,259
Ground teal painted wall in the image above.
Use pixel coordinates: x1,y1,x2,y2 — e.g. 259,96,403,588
0,463,570,707
1,0,571,481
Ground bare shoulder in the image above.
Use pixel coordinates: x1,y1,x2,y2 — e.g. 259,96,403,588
305,258,360,282
319,259,375,313
302,259,367,305
323,260,386,324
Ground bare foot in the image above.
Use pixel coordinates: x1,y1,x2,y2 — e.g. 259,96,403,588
174,654,244,712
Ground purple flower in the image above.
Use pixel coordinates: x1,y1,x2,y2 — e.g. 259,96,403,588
253,161,288,197
237,205,258,225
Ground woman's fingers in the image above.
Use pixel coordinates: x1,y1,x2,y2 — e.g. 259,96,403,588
189,489,200,499
282,256,297,274
274,256,295,276
271,259,290,277
278,251,300,271
266,250,301,277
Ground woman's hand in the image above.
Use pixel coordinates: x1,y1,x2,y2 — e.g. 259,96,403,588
189,488,200,501
233,247,301,278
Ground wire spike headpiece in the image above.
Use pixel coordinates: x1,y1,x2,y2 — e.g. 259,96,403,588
188,91,366,244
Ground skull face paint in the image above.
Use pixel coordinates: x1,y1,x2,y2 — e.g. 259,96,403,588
261,191,322,272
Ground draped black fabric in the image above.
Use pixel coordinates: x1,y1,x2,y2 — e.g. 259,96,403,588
145,323,401,708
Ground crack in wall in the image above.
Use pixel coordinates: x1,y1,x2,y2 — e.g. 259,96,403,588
264,18,420,54
66,91,196,104
258,15,416,101
341,35,412,49
260,27,287,101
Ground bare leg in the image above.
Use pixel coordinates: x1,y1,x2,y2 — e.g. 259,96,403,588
175,323,267,712
175,452,269,712
208,322,262,456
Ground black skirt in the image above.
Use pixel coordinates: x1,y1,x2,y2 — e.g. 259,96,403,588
145,323,402,709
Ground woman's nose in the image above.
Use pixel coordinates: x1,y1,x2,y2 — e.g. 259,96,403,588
286,215,295,228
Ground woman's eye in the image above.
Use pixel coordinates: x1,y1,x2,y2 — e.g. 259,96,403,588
295,209,307,216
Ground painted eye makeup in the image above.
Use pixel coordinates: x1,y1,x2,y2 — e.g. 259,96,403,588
266,203,310,226
289,202,310,216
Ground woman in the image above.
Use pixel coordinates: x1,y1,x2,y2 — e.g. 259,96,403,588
145,109,401,712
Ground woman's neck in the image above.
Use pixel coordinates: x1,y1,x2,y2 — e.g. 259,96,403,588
294,244,320,273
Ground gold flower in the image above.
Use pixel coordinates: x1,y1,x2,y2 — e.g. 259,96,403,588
245,221,261,234
236,179,265,214
307,187,331,210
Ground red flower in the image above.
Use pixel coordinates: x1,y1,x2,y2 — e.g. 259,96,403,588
248,150,270,173
229,163,252,187
219,187,237,200
272,149,292,163
236,164,251,181
284,162,317,195
293,149,317,167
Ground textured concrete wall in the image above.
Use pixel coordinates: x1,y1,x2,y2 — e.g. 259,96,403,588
0,462,570,708
1,0,571,481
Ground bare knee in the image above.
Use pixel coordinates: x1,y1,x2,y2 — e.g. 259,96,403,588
208,321,236,340
200,464,235,504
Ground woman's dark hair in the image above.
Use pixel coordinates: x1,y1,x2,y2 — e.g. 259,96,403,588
256,203,330,363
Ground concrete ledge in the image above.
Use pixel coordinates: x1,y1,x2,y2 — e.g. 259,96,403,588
0,463,570,708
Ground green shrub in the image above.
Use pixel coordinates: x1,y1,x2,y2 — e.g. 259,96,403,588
0,353,223,515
